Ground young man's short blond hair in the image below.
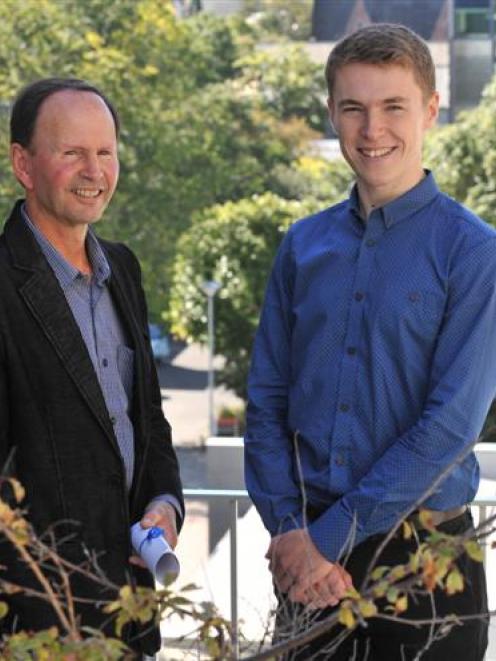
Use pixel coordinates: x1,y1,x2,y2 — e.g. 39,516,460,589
325,23,435,100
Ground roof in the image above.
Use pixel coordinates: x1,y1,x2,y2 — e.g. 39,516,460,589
312,0,450,41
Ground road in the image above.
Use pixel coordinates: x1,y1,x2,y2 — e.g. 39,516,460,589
156,341,243,447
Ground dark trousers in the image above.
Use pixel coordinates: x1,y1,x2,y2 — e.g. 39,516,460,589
275,511,488,660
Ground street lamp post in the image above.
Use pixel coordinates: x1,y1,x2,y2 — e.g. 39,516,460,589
200,280,221,437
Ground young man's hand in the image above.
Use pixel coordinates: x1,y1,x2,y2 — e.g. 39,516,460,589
303,564,353,609
266,528,352,606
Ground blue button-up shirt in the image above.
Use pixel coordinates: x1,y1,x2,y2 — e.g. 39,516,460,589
245,172,496,562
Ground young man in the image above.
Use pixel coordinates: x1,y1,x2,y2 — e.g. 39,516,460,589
0,79,183,656
245,24,495,660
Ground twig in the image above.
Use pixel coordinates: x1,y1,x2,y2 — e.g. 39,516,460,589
361,441,476,592
0,522,79,640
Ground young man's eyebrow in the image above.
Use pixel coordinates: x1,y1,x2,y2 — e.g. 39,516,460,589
383,96,409,104
337,98,363,108
337,96,410,108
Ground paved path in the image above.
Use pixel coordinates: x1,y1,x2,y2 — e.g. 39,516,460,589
157,342,243,447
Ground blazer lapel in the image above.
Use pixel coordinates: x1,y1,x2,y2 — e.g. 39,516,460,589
20,272,122,451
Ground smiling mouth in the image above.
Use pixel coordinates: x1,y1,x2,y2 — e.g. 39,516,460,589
72,188,104,199
358,147,397,158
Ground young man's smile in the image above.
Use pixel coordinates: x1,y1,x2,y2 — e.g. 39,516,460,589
358,146,397,158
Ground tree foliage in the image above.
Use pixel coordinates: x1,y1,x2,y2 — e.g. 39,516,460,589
167,161,352,398
236,44,327,131
0,0,325,317
242,0,314,41
425,75,496,228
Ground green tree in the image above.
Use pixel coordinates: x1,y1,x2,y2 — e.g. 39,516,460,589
167,166,351,398
237,43,327,131
271,154,352,201
424,76,496,227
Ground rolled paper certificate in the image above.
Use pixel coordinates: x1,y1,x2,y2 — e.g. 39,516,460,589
130,523,180,585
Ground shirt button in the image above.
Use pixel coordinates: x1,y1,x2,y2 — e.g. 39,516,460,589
354,292,364,302
365,238,376,247
102,358,108,367
339,403,350,412
110,416,116,425
335,454,346,466
347,347,357,355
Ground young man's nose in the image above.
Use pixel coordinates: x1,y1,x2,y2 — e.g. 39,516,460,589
360,110,385,140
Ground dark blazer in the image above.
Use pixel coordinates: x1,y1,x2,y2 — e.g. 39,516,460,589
0,201,183,654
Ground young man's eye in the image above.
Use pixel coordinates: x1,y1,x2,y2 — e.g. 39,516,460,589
387,105,404,112
342,106,362,113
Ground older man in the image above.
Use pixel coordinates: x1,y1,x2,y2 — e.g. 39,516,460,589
0,78,183,656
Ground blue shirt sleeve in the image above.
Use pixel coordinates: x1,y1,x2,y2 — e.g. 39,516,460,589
245,231,304,535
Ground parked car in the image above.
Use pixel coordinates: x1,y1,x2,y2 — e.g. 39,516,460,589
148,323,171,365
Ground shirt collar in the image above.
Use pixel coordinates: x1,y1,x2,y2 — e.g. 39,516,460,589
22,204,111,287
349,170,440,228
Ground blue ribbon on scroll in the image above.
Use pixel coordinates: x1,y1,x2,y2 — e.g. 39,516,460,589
139,525,163,553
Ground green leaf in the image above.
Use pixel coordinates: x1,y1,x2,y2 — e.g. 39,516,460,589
409,551,421,573
446,568,464,595
338,604,356,629
464,540,484,563
386,587,399,604
372,580,388,599
9,478,25,503
358,599,377,619
402,520,413,539
395,594,408,613
344,586,360,600
179,582,199,592
418,509,435,530
371,566,389,581
390,564,406,581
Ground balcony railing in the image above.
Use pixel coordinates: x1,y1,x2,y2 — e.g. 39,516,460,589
179,487,496,660
182,488,250,658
